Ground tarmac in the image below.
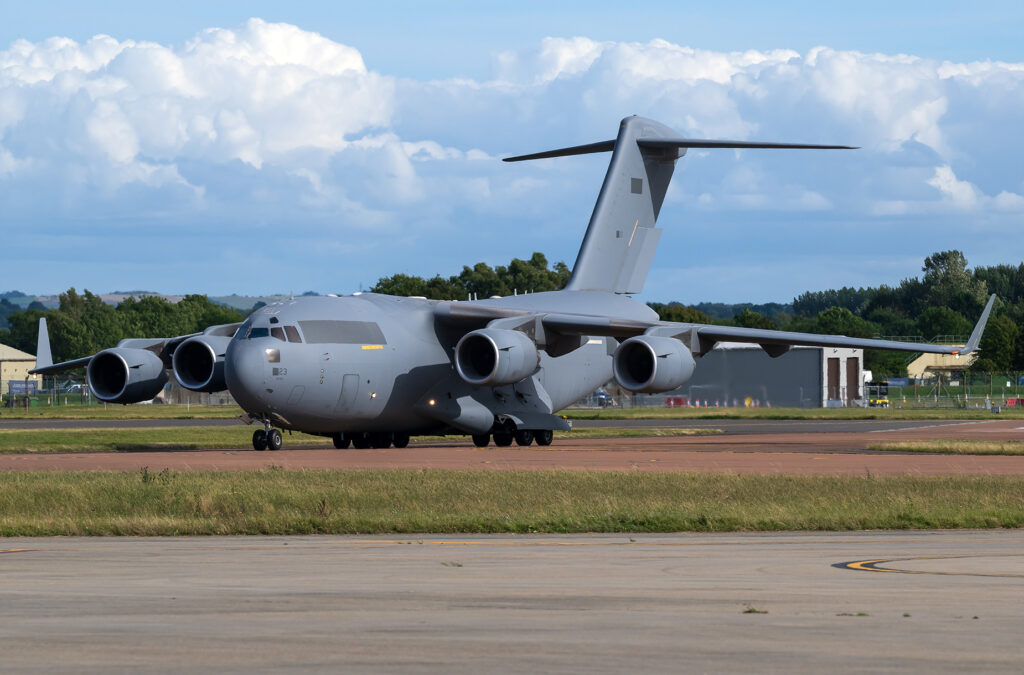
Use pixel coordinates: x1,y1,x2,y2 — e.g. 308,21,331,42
1,418,1023,475
2,531,1023,673
3,417,1023,672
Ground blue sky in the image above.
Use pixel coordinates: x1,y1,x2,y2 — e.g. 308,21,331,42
2,1,1023,303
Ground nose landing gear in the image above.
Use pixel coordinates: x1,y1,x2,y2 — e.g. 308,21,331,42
252,423,283,451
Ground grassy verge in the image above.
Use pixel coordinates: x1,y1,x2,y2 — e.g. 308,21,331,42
0,470,1021,535
0,426,722,454
5,404,1022,422
562,407,1024,420
0,404,243,420
870,441,1024,456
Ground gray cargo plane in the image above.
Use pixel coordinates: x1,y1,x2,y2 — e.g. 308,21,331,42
32,116,995,450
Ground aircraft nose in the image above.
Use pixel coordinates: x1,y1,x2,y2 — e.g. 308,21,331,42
225,339,266,411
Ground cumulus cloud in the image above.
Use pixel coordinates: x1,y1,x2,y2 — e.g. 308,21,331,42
1,24,1023,299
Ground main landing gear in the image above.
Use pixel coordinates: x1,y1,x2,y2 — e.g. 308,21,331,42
252,426,283,451
472,424,554,448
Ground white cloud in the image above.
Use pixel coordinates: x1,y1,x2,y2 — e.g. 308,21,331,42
1,24,1023,298
927,165,980,208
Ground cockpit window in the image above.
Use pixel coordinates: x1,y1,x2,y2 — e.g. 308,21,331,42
248,327,270,339
298,320,386,345
284,325,302,343
271,326,286,341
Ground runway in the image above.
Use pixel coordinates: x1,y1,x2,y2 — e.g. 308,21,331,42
2,531,1022,672
1,419,1022,475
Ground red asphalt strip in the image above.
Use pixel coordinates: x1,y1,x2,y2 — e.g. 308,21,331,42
0,419,1023,475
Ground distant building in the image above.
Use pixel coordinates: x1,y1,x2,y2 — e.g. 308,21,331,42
659,342,864,408
0,343,39,395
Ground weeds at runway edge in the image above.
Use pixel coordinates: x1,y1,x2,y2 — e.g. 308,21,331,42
1,470,1022,536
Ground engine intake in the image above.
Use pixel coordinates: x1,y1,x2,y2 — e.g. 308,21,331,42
87,347,168,403
613,336,695,393
173,336,231,392
454,328,539,386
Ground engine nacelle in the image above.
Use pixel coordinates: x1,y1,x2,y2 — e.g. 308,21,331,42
612,336,696,393
87,347,168,403
172,336,231,392
454,328,539,386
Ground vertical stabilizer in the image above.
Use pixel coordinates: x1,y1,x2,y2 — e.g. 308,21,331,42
502,117,855,295
36,318,53,369
565,117,680,294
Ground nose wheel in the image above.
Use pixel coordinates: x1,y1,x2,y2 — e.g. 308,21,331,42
253,427,283,451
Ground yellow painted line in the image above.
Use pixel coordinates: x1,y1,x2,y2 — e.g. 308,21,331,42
837,554,1024,578
0,549,34,554
361,345,384,350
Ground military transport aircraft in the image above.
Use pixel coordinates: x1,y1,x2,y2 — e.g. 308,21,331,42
31,116,995,450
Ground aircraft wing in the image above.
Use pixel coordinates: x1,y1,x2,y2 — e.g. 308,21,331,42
28,322,243,376
546,294,995,357
439,294,995,358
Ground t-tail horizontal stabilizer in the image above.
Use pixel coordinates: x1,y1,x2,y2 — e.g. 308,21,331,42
504,116,856,295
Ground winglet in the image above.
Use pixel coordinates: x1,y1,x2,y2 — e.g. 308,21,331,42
35,317,53,369
962,294,996,354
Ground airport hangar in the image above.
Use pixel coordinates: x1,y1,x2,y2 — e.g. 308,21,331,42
0,343,39,397
638,343,863,408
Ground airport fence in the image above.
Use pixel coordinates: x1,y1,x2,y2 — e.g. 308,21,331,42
6,373,1024,411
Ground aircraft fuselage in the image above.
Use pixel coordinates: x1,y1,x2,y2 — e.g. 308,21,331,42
225,290,656,436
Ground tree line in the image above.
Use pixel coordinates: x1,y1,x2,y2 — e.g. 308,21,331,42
1,249,1019,375
0,290,246,364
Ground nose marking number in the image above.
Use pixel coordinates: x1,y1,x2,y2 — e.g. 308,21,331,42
320,368,325,385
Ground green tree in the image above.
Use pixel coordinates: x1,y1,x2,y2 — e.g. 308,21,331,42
972,315,1019,373
915,306,972,341
921,250,988,317
732,308,777,330
648,303,712,324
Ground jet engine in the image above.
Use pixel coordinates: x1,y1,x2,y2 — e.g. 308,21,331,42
172,336,231,392
454,328,539,386
87,347,168,403
612,336,696,393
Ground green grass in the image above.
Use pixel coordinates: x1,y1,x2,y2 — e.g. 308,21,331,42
0,404,243,420
0,470,1022,535
562,406,1024,420
870,441,1024,456
4,403,1022,421
0,426,721,454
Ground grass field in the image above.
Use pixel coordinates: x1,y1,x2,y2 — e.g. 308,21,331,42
0,426,721,454
562,406,1024,420
4,403,1023,421
870,441,1024,456
0,470,1021,536
0,404,243,420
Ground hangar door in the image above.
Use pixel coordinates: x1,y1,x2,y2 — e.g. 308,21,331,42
846,357,860,405
827,358,840,401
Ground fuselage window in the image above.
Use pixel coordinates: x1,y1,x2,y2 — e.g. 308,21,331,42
248,327,270,339
298,320,387,345
284,325,302,343
271,326,286,341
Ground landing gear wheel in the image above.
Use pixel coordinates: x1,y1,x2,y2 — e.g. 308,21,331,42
267,429,283,451
332,433,350,449
369,432,392,449
352,435,370,449
514,430,534,446
471,434,490,447
534,429,554,446
252,429,268,451
393,433,410,448
493,431,514,447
